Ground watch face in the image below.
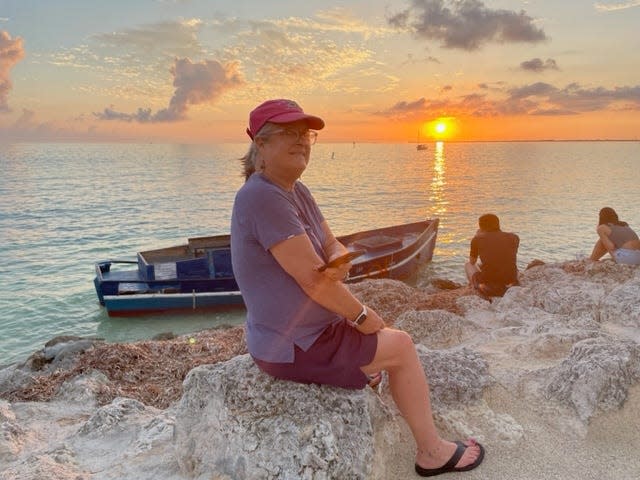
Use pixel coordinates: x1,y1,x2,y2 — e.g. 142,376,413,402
353,305,367,325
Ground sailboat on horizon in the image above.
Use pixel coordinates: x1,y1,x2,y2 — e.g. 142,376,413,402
416,129,428,150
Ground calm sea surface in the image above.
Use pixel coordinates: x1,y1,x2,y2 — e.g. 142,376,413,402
1,141,639,365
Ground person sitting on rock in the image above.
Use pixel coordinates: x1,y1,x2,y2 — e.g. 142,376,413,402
231,98,484,477
590,207,640,265
464,213,519,299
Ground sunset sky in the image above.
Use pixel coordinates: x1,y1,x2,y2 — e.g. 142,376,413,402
1,0,639,143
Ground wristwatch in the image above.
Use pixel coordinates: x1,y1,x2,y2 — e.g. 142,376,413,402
352,305,368,326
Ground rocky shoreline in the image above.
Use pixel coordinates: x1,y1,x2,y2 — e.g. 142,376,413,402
2,259,639,479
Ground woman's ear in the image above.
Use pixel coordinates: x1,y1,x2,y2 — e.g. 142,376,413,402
254,145,265,171
254,136,266,149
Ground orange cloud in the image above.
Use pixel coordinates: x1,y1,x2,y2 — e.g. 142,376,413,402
0,31,25,113
95,58,244,123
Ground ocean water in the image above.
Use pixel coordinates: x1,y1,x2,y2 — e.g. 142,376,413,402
1,141,639,365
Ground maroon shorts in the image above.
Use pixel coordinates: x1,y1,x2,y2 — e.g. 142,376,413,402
472,271,509,297
252,321,378,390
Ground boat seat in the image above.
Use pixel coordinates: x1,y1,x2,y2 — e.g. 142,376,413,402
177,257,209,279
208,248,234,278
353,235,402,252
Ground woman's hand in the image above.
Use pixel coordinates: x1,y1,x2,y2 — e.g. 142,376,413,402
320,261,352,282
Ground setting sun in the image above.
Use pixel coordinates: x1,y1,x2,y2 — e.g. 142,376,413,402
424,117,457,141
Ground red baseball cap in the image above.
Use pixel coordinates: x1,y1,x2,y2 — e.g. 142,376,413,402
246,99,325,139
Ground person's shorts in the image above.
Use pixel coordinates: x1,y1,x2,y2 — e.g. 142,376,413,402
471,271,508,297
252,321,378,390
613,248,640,265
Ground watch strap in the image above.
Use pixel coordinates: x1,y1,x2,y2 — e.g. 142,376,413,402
353,305,368,326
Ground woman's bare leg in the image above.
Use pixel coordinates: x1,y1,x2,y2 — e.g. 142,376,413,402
590,239,608,261
361,328,482,469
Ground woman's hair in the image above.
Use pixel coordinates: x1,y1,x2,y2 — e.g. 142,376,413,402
240,122,282,181
598,207,628,227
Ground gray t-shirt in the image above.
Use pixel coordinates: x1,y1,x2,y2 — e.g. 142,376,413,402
608,223,639,249
230,174,342,363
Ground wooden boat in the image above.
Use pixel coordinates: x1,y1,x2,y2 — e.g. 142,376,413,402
94,218,439,316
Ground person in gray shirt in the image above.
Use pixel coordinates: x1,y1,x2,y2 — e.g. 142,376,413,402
590,207,640,265
231,98,484,477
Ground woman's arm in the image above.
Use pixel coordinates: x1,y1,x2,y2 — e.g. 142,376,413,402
320,221,347,255
270,233,384,334
596,224,616,253
590,224,614,260
319,220,352,281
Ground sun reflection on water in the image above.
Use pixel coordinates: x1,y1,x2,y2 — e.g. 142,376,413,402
430,141,447,218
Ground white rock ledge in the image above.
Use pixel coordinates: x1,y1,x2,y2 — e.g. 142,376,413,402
1,259,639,479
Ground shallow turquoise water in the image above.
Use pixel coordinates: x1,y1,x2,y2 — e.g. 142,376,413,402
1,141,639,365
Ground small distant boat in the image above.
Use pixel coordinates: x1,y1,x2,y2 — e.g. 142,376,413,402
93,219,439,316
416,130,428,150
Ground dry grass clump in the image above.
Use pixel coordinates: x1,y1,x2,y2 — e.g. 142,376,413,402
415,287,469,315
7,326,246,409
5,285,478,410
561,260,587,274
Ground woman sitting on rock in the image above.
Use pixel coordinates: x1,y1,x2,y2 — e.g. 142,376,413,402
231,98,484,477
590,207,640,265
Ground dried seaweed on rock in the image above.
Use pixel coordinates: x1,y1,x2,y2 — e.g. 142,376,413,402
6,326,246,409
5,282,473,409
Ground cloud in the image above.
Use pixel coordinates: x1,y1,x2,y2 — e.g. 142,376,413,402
377,81,640,119
92,19,205,58
544,83,640,113
509,82,557,99
265,7,394,38
520,58,559,73
388,0,547,50
594,1,640,12
95,57,244,123
213,13,393,96
385,98,428,114
48,12,391,109
94,106,153,123
0,108,73,141
375,97,450,116
0,30,25,113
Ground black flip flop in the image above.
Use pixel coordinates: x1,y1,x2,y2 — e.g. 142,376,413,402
415,440,485,477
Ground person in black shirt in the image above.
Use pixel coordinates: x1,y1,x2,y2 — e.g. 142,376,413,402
465,214,519,298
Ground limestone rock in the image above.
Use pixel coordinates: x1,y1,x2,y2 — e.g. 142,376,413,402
0,364,33,397
35,336,104,371
0,400,25,463
415,345,491,409
173,354,392,480
2,259,640,480
395,309,479,349
545,337,640,421
69,397,179,479
54,370,111,406
600,276,640,328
